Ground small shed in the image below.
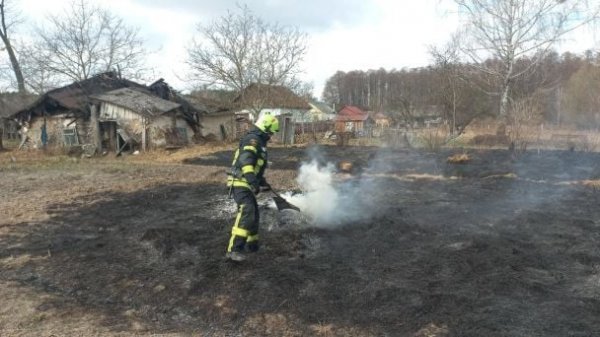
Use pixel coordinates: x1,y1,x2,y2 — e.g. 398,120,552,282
335,106,371,135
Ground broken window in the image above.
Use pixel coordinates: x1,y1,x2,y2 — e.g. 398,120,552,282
63,127,79,146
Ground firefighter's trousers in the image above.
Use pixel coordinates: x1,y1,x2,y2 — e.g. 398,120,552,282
227,187,260,253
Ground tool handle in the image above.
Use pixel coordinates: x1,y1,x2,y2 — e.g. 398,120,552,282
264,182,288,198
265,183,283,198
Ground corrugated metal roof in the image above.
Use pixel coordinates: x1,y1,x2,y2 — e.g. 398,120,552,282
90,88,181,116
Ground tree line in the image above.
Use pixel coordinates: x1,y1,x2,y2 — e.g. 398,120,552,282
322,51,600,131
323,0,600,134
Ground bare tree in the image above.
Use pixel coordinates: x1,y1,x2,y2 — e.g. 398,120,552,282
33,0,146,83
294,81,315,100
18,44,62,94
322,71,345,106
453,0,600,120
0,0,24,93
431,35,462,134
186,5,307,94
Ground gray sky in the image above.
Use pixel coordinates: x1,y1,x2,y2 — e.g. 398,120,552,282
129,0,378,32
17,0,600,97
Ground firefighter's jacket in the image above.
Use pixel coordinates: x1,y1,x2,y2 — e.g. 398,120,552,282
227,126,270,190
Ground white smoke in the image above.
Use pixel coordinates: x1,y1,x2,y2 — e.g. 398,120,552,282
285,160,370,227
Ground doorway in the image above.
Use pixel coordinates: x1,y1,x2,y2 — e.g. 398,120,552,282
99,121,117,152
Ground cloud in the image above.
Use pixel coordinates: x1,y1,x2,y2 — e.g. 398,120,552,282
130,0,375,32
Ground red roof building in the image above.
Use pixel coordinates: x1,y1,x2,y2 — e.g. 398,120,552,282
334,105,371,133
336,106,369,121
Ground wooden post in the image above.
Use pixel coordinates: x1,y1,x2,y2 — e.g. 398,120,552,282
90,104,101,154
142,117,147,152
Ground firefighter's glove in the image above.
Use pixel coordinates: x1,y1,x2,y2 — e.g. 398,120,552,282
251,182,260,195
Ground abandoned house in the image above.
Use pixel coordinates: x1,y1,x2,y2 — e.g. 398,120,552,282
90,88,196,151
11,72,202,152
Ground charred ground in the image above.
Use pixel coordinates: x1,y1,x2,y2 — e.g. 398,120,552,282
1,145,600,336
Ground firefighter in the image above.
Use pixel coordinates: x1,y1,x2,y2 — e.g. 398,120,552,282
225,113,279,261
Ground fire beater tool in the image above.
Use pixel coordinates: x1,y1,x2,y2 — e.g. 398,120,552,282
265,183,301,212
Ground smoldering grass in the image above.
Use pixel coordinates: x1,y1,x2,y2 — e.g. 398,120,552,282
582,180,600,190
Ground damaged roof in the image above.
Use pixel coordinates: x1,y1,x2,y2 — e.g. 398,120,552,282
12,72,146,119
90,88,181,116
10,72,203,131
47,76,145,111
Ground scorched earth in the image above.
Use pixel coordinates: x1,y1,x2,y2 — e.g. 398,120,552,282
1,145,600,336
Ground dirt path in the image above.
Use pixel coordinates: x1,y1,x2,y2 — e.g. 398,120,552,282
1,146,600,336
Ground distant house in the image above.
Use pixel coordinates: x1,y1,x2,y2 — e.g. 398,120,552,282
335,105,372,135
11,72,202,152
233,83,311,123
308,100,336,121
232,83,311,144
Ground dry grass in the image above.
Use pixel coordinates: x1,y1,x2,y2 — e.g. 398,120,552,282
582,180,600,190
447,153,470,164
459,123,600,152
0,143,232,167
127,143,234,164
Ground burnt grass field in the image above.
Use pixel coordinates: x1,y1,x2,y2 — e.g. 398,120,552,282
2,144,600,336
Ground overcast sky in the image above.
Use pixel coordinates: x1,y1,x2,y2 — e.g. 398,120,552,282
18,0,600,98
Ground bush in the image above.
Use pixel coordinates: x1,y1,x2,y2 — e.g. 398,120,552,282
417,127,448,152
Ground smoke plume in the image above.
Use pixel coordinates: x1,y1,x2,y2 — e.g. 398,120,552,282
286,159,373,227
